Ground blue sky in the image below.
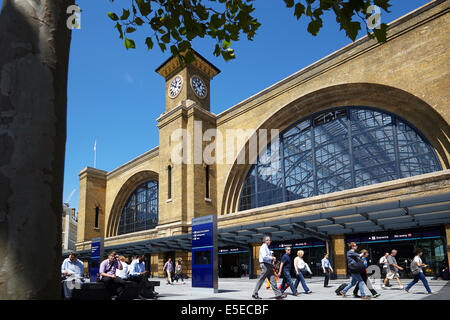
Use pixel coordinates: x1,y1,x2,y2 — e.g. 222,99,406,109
0,0,432,210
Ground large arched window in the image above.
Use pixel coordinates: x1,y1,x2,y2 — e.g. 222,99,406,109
118,180,158,235
239,107,441,211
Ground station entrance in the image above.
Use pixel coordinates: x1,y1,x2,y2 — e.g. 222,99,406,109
218,247,250,278
270,239,327,277
347,227,446,278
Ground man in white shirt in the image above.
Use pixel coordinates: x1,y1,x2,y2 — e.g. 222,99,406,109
115,256,129,279
321,253,334,287
379,252,391,286
252,235,285,300
60,252,85,299
129,254,158,299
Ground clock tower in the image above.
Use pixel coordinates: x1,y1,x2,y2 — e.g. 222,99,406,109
156,51,220,227
156,50,220,113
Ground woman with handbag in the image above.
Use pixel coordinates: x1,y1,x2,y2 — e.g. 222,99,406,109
340,242,370,300
404,248,435,294
293,250,312,294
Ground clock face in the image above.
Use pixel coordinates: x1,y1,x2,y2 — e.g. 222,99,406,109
191,76,207,98
168,75,183,98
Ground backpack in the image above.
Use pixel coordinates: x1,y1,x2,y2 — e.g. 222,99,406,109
348,260,365,274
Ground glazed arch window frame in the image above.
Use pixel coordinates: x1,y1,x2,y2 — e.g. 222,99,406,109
117,180,159,235
238,106,442,211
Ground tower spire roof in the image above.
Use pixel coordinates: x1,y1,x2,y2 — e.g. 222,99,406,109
155,49,221,79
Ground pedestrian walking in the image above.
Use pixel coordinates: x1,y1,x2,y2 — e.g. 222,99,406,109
379,252,391,287
321,253,334,288
277,247,299,296
163,257,174,285
294,250,312,294
252,235,286,300
382,249,404,289
174,259,186,284
339,242,370,300
404,248,435,294
352,249,380,298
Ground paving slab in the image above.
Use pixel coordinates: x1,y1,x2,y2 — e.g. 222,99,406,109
149,277,449,300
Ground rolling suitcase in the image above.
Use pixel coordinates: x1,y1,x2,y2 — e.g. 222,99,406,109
335,283,347,296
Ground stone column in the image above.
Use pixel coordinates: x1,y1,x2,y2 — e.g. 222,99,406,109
331,235,347,279
150,253,159,278
77,167,107,243
157,252,166,278
251,243,261,276
446,224,450,270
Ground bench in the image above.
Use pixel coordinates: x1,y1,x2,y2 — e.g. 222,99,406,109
71,280,160,300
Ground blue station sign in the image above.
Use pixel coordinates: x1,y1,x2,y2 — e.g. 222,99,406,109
90,237,104,283
191,215,218,292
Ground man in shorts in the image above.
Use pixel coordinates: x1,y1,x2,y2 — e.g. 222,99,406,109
382,249,404,289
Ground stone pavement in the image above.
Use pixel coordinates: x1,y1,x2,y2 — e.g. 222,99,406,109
150,276,449,300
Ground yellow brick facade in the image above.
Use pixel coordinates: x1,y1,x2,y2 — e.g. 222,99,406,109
76,1,450,278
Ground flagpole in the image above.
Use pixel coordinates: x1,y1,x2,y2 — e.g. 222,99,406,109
94,139,97,169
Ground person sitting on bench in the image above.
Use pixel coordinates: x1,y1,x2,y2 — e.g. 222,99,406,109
61,252,84,299
129,254,158,299
99,251,125,300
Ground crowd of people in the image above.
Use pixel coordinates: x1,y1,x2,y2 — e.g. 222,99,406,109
61,251,188,300
61,237,444,300
252,236,333,300
252,235,442,300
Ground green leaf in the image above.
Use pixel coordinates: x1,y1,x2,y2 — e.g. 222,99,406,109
115,22,123,39
222,39,231,49
184,50,196,65
120,9,130,21
170,45,179,56
145,37,154,50
373,23,388,43
107,12,119,21
126,27,136,33
284,0,294,8
161,33,170,43
294,3,306,20
307,19,323,36
135,0,151,16
345,21,361,41
134,17,145,26
374,0,392,12
124,38,136,50
179,40,191,52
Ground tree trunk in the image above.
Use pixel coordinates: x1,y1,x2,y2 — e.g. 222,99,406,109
0,0,73,299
